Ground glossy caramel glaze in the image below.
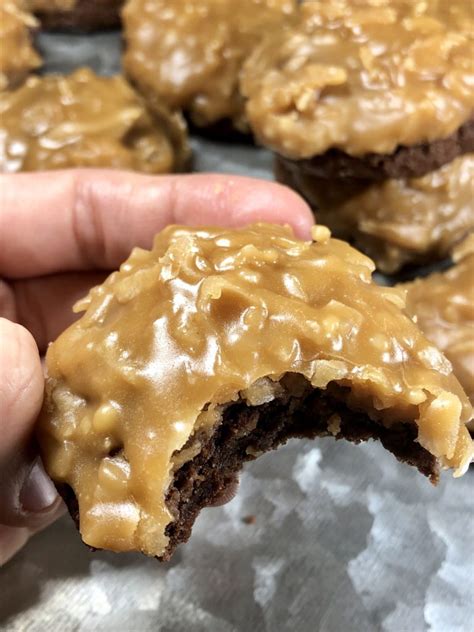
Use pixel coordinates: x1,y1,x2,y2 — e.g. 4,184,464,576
123,0,297,132
0,0,41,90
38,224,473,557
276,154,474,274
0,67,190,173
241,0,474,158
404,235,474,409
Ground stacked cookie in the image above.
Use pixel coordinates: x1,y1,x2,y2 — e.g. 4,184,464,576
240,0,474,273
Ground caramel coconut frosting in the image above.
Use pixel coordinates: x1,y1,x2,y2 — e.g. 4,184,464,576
0,68,189,173
241,0,474,159
38,224,473,559
123,0,298,132
0,67,190,173
403,234,474,409
0,0,41,90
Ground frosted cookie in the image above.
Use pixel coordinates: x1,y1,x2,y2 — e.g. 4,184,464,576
38,224,473,559
241,0,474,271
275,154,474,274
123,0,297,133
0,68,191,173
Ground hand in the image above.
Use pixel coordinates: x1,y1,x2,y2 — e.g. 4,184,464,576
0,169,313,564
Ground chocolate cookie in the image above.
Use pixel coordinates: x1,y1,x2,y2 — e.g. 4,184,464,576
276,119,474,183
38,224,472,560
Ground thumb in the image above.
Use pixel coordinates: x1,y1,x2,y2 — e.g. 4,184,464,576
0,318,61,528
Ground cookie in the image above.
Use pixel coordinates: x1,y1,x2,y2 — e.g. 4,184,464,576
275,154,474,274
123,0,298,133
0,68,191,173
242,0,474,271
38,224,473,559
242,0,473,160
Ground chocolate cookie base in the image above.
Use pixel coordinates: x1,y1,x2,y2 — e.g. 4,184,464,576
35,0,123,31
280,118,474,182
57,378,437,561
274,154,371,209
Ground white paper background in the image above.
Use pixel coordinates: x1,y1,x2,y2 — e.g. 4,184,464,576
0,32,473,632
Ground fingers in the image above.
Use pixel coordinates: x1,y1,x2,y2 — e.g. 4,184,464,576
0,318,62,528
9,272,107,354
0,170,314,279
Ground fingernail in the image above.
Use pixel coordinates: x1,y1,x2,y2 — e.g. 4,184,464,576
20,460,58,514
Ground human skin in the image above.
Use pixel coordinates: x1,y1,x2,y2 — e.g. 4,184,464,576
0,169,313,565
